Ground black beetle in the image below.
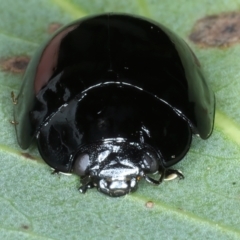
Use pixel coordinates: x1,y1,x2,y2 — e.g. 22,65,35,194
13,13,215,197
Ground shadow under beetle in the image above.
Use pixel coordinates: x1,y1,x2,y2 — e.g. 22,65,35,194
13,13,215,197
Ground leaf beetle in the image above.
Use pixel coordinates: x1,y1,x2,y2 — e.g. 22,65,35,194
13,13,215,197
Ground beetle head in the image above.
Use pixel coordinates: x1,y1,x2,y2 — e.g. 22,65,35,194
95,154,140,197
73,141,160,197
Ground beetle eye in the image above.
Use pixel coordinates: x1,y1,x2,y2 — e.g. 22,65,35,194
142,153,159,173
73,153,90,176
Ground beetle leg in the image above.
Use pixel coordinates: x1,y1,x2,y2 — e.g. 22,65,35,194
11,91,18,105
79,176,95,193
144,169,165,185
51,169,72,176
144,174,164,185
9,120,19,125
51,169,60,174
144,167,184,185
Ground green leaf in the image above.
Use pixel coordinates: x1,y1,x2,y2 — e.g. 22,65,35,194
1,0,240,239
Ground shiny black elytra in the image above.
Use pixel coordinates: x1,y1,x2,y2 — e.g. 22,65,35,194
14,13,215,197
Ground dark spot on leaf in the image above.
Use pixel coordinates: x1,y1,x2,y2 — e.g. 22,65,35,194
189,12,240,47
48,22,63,34
0,56,30,73
21,224,29,230
145,201,154,208
232,182,236,185
21,152,36,160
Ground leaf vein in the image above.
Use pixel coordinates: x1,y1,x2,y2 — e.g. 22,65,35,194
50,0,88,18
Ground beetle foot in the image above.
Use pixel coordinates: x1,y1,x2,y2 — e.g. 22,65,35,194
79,176,95,194
79,185,88,193
163,169,184,181
79,183,95,193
